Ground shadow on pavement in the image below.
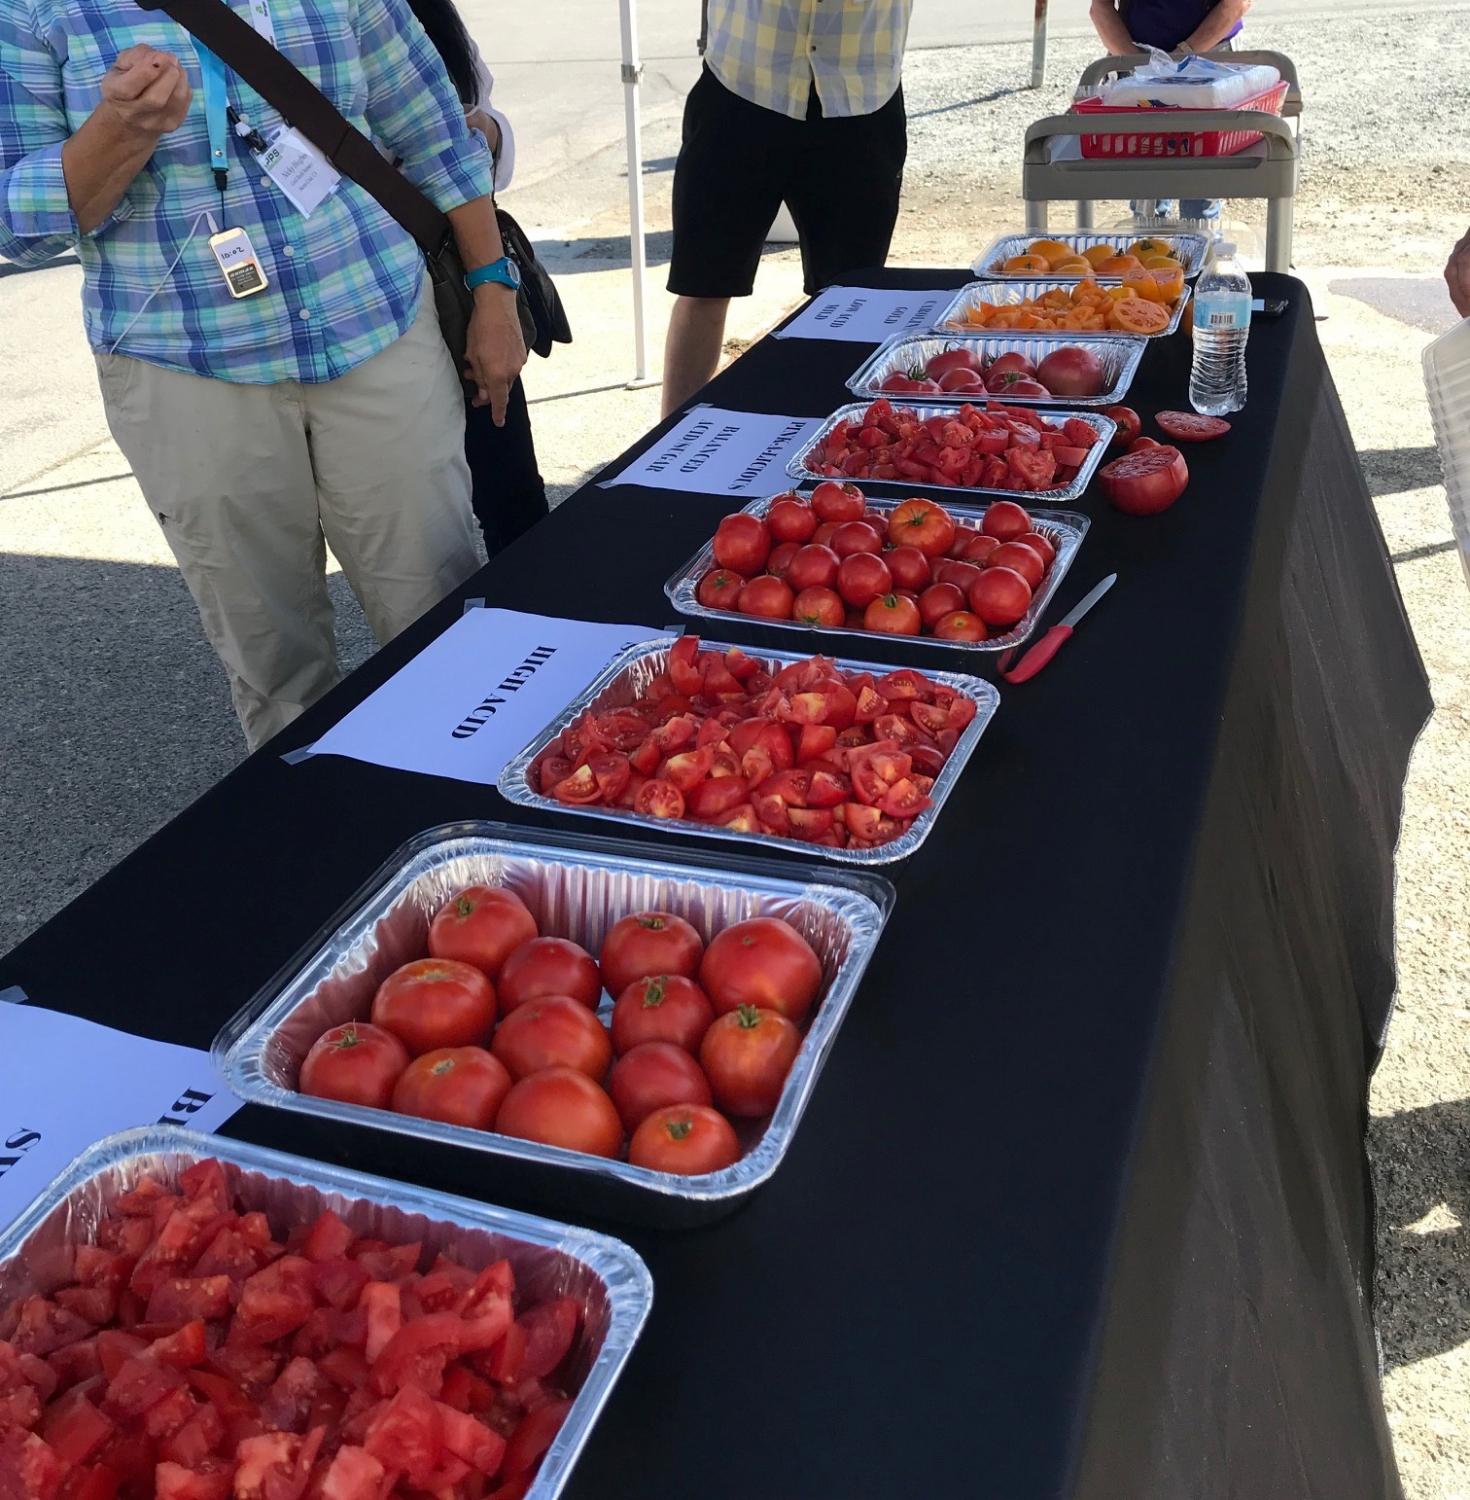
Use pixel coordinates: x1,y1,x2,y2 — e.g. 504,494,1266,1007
1369,1097,1470,1370
1359,446,1444,499
0,551,375,955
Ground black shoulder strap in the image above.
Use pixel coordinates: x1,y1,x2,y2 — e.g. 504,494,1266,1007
134,0,451,254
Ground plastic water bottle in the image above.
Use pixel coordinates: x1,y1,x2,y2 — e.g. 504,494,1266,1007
1189,242,1252,416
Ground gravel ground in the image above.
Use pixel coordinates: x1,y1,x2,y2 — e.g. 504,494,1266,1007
2,14,1468,1495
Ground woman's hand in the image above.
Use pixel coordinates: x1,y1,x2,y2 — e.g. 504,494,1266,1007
464,282,527,422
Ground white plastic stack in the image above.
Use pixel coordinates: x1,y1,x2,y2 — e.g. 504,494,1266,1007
1421,317,1470,594
1097,50,1281,109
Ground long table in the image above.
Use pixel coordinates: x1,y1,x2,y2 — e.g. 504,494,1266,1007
0,271,1430,1498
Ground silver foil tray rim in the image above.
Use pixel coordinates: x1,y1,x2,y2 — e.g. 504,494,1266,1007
498,639,1000,865
0,1125,652,1500
217,825,891,1205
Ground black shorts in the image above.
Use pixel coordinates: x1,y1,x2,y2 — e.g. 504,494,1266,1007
668,67,907,299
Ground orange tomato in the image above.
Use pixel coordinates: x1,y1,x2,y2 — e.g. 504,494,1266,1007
1097,254,1144,276
1003,253,1051,274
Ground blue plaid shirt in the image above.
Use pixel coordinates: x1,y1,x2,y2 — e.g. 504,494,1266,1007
0,0,493,383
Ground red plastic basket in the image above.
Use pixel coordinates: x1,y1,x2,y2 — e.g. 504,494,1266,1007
1071,79,1288,159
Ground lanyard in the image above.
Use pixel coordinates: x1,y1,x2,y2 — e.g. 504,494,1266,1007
196,44,231,194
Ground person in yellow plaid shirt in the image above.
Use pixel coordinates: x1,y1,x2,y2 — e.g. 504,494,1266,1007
662,0,912,415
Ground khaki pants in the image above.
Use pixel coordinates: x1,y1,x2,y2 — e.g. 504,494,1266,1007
97,278,480,750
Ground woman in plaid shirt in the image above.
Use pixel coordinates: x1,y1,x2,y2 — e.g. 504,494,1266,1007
662,0,913,416
0,0,525,749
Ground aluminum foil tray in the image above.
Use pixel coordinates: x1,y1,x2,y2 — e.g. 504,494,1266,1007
936,279,1192,339
787,401,1116,503
664,492,1088,656
216,824,892,1228
500,641,998,865
0,1125,651,1500
971,230,1210,279
846,333,1143,408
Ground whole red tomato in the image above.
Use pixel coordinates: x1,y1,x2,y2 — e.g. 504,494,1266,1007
498,936,601,1012
830,521,884,558
934,611,987,641
925,347,981,378
786,544,840,592
491,995,613,1082
812,521,840,547
300,1022,409,1109
962,532,1001,565
495,1067,623,1157
968,566,1033,627
884,545,932,592
1017,530,1056,568
699,1005,800,1117
427,885,537,981
981,501,1032,542
608,1041,712,1133
766,496,818,542
712,514,771,575
1100,444,1189,515
766,541,800,579
886,498,956,557
371,958,496,1055
936,559,983,594
919,581,967,628
864,593,922,635
600,911,703,997
1104,405,1142,448
836,552,892,608
628,1104,741,1175
792,586,846,627
987,540,1045,590
1036,346,1104,398
611,974,716,1055
699,916,823,1025
987,350,1035,379
696,568,744,612
738,575,796,618
390,1046,512,1129
811,480,866,522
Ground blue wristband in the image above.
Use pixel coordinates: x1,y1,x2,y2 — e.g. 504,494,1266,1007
465,257,522,293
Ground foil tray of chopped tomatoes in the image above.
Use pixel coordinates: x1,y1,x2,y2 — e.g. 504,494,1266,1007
937,278,1191,340
0,1125,651,1500
215,826,891,1228
497,639,998,865
788,400,1115,501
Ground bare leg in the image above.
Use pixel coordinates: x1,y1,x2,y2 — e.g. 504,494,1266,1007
662,295,731,416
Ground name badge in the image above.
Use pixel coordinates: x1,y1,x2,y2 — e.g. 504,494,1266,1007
257,125,341,218
208,227,268,298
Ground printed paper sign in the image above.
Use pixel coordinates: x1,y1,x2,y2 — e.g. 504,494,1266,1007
303,608,661,785
772,286,952,343
599,407,823,497
0,1002,240,1234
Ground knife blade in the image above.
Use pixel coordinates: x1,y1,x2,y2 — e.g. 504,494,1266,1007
1000,573,1117,684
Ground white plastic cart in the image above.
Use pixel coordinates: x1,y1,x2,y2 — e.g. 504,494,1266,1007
1020,50,1303,272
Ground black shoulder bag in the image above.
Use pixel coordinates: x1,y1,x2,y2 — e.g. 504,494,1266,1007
135,0,571,365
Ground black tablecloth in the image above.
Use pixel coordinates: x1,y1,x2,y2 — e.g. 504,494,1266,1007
0,272,1430,1499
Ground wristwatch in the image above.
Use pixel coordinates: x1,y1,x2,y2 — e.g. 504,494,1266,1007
464,256,521,293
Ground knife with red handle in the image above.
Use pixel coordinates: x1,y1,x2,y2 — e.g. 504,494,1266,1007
1001,574,1116,684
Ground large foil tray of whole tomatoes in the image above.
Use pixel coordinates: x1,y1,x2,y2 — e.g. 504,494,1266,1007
847,333,1144,409
787,401,1115,503
0,1124,651,1499
971,230,1210,280
937,279,1192,340
664,491,1088,655
215,826,890,1227
498,642,997,864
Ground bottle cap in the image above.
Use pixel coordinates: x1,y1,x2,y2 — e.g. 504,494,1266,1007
1215,241,1236,257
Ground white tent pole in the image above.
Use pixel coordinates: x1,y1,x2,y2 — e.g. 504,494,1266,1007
618,0,652,386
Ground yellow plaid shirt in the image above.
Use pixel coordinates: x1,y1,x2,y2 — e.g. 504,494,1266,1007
703,0,912,121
